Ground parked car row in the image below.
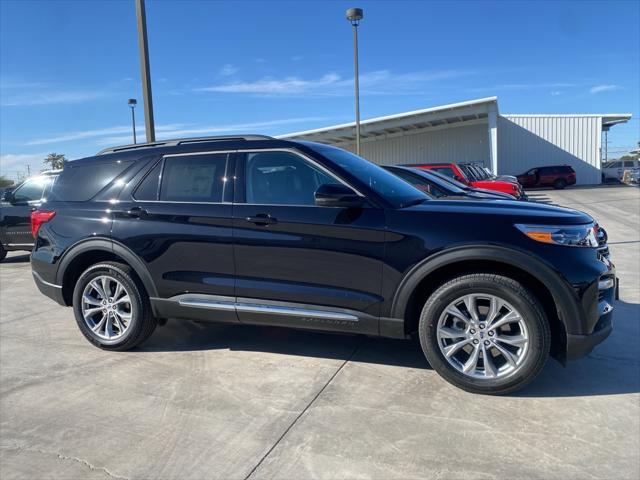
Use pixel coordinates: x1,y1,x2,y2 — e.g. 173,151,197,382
18,135,614,395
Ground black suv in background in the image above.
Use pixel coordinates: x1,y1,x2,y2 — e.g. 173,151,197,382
0,171,58,261
31,136,615,394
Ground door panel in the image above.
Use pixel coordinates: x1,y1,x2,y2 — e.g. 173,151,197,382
113,152,238,323
232,150,386,330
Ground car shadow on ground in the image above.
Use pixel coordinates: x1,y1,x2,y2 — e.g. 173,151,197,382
140,299,639,398
1,253,30,264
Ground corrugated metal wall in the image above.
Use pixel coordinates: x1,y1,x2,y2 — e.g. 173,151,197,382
498,116,602,185
337,122,489,166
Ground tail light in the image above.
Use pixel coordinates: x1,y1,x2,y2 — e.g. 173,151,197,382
31,210,56,238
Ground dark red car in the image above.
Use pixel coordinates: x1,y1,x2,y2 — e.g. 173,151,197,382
406,163,524,198
517,165,576,189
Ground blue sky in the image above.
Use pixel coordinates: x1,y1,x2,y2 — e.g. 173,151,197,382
1,0,638,179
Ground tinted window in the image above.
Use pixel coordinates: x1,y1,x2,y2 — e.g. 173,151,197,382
245,151,335,206
11,176,53,202
391,170,443,197
51,160,132,201
623,161,635,168
431,167,457,178
306,144,428,208
160,154,227,202
134,161,162,200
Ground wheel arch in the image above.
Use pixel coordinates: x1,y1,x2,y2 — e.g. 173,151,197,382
56,238,158,306
391,246,580,362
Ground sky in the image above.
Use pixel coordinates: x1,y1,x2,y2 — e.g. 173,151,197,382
1,0,639,180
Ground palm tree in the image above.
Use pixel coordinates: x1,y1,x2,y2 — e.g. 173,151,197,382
43,153,67,170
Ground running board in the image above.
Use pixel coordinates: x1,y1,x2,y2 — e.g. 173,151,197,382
149,294,386,336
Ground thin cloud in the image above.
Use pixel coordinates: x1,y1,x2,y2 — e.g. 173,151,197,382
0,152,48,176
1,90,111,107
467,82,579,93
195,69,475,97
26,124,187,145
220,64,239,76
589,84,622,94
27,117,331,147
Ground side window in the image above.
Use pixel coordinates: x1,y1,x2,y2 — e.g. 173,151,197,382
160,153,227,202
51,160,132,201
624,161,634,168
11,177,50,202
134,161,162,200
244,151,336,206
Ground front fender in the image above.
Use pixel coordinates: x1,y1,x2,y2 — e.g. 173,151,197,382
389,245,583,334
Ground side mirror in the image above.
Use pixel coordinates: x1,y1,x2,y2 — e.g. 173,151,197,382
315,184,364,208
2,190,14,203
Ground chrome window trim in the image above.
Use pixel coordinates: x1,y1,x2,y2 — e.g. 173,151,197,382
130,147,367,206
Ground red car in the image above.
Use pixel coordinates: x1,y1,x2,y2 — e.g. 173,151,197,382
405,163,524,198
516,165,576,189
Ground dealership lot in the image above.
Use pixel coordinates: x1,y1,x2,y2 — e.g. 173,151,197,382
1,185,638,479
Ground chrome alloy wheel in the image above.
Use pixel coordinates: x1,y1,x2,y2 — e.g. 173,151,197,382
81,275,132,341
436,294,529,379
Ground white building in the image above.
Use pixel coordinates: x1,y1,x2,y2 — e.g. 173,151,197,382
283,97,632,185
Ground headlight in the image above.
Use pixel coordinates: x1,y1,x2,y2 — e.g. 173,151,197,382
515,223,598,247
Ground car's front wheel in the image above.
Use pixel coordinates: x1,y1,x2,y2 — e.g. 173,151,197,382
419,274,550,395
72,261,157,350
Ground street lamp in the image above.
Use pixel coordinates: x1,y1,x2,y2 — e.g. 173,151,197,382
128,98,137,144
346,7,363,156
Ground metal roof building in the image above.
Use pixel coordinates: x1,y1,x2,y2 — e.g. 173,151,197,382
282,97,632,185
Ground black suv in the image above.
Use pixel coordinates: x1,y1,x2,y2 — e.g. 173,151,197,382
0,171,58,261
31,136,615,394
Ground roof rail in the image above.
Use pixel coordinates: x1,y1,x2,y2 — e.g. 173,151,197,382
96,134,274,155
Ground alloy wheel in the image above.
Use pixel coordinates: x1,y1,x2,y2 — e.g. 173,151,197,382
81,275,132,341
436,293,529,379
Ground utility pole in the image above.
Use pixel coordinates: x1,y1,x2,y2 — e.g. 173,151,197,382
135,0,155,142
346,8,363,156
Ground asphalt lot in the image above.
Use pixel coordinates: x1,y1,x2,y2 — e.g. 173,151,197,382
1,185,638,480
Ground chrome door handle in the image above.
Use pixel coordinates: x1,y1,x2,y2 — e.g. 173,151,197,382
246,214,277,226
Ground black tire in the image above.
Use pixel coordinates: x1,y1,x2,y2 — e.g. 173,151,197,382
552,179,567,189
72,261,157,350
418,274,550,395
0,245,6,262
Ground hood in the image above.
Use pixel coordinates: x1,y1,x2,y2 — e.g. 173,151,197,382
407,198,593,225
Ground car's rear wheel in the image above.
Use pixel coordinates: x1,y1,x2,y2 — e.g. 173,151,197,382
0,245,6,262
418,274,550,395
552,179,567,189
72,261,157,350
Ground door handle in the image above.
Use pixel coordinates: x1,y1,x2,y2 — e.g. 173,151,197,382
126,206,148,218
246,214,277,226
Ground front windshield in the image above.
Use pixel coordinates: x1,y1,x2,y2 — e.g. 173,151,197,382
307,143,429,208
427,169,470,190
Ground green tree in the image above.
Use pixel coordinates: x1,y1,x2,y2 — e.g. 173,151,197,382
0,175,14,188
43,153,67,170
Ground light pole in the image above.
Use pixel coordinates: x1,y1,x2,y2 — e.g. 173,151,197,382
346,7,363,156
135,0,155,142
128,98,137,144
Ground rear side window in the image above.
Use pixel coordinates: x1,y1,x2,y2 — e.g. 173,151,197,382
51,160,132,201
11,176,54,202
134,161,162,200
159,153,227,202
